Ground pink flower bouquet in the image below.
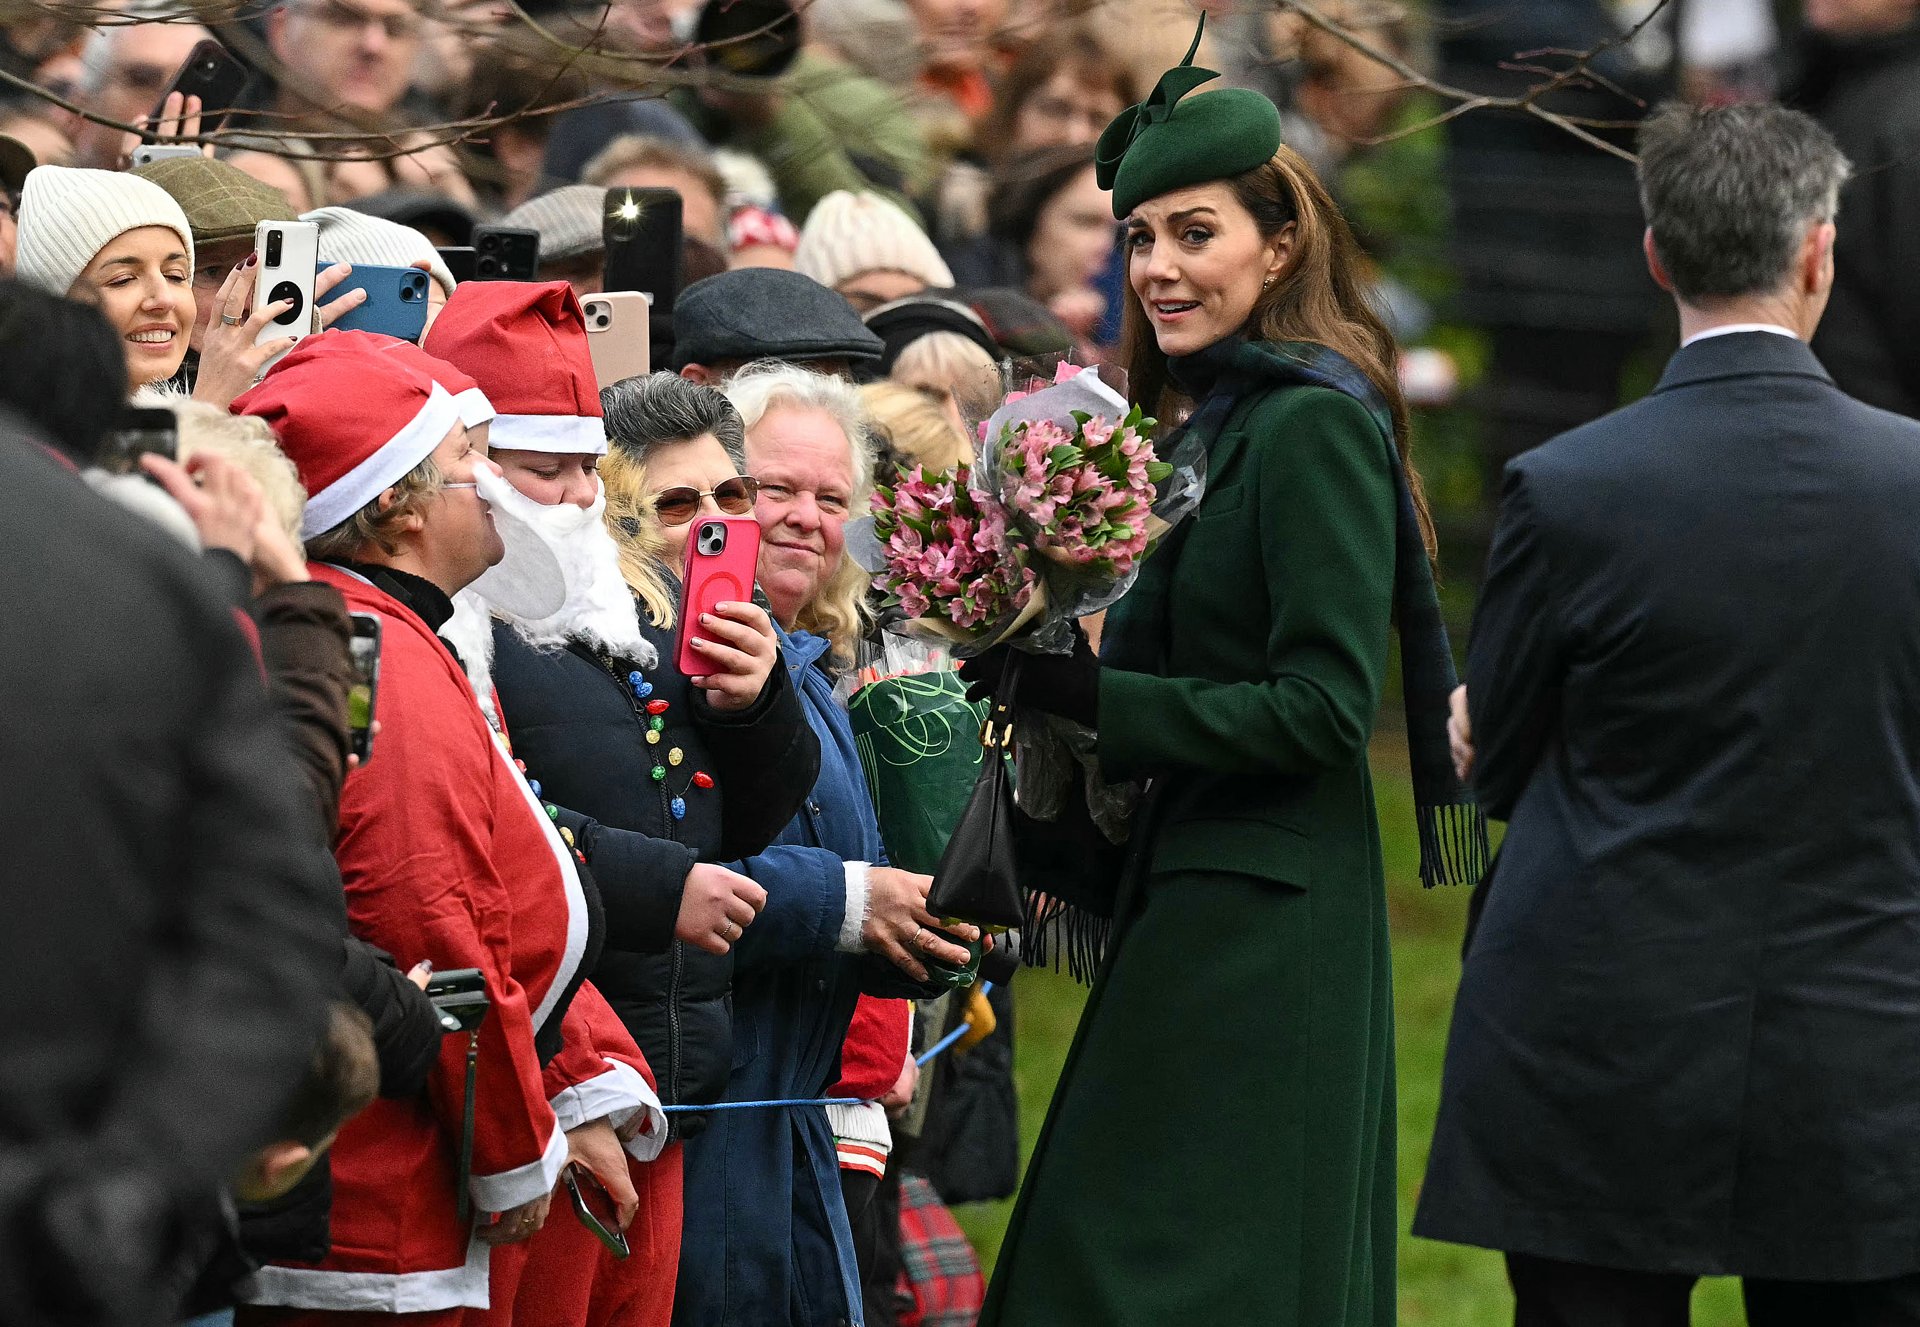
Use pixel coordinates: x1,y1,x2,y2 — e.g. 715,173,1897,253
869,462,1040,644
998,402,1169,580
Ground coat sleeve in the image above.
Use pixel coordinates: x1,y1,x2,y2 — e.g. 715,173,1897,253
1096,390,1396,782
253,580,354,830
728,843,854,972
99,588,340,1190
336,629,564,1216
557,809,698,955
1465,462,1566,821
337,935,444,1100
831,996,913,1099
542,983,668,1162
695,662,825,860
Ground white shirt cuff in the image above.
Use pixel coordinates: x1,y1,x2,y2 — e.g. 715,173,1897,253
838,861,871,952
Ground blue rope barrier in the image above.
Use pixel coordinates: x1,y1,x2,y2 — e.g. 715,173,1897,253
657,982,996,1114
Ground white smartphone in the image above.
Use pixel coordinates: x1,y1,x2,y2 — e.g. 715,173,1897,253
130,143,202,168
582,290,651,391
253,219,320,372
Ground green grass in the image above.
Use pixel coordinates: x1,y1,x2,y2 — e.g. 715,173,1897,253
953,737,1750,1325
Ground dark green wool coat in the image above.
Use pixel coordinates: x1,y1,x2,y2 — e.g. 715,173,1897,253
982,374,1401,1326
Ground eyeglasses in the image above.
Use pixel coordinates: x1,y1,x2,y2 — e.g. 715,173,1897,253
296,0,425,40
651,475,759,526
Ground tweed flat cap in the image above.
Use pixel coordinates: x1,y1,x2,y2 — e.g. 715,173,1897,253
133,155,294,245
1094,15,1282,218
672,269,883,369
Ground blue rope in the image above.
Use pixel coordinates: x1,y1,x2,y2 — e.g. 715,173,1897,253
658,982,995,1114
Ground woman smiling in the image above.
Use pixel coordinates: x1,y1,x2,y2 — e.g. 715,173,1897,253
15,165,353,403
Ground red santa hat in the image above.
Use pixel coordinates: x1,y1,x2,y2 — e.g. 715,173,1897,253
378,337,495,430
234,330,463,539
423,280,605,455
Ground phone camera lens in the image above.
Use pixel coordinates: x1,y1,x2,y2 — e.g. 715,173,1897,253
265,232,282,265
477,256,498,277
699,523,726,555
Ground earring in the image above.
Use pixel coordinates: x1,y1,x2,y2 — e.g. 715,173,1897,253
1263,276,1274,288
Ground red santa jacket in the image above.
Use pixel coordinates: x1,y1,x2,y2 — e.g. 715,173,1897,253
251,565,601,1311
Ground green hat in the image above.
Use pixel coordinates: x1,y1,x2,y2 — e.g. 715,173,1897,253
1094,15,1283,219
132,155,295,246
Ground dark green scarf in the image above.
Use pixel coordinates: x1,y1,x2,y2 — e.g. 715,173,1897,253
1103,337,1487,889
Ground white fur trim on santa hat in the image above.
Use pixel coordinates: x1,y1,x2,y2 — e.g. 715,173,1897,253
489,412,607,455
300,382,462,538
453,387,494,429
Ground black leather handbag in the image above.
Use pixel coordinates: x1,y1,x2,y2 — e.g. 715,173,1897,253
925,656,1025,930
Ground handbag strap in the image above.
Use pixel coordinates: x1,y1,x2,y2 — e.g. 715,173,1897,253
980,653,1022,752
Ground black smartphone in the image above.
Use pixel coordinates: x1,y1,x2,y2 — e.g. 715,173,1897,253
437,245,477,284
472,225,540,281
147,39,252,139
425,966,489,1033
602,187,683,304
562,1162,631,1259
347,613,381,764
101,406,177,475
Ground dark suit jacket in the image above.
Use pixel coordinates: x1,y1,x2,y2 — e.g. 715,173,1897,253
1415,331,1920,1279
0,427,339,1323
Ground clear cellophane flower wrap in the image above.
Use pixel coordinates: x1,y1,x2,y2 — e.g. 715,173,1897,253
849,360,1209,843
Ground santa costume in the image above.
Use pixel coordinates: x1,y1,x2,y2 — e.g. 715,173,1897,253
230,332,662,1322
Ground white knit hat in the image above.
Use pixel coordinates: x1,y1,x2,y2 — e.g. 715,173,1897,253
793,190,952,292
15,165,195,297
303,206,457,298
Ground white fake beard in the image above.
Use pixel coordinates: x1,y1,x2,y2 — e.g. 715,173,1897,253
442,586,500,725
469,469,656,668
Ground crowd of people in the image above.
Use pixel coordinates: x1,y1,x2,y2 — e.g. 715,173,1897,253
12,1,1920,1327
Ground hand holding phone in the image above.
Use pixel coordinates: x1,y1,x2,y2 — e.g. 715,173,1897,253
146,39,251,140
101,407,178,476
320,264,430,342
255,220,320,363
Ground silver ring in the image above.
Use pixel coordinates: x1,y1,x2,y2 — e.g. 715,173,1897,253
220,312,243,326
911,926,926,949
725,921,738,939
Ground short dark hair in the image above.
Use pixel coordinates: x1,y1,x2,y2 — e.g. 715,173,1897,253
0,280,129,465
1637,101,1851,301
276,1002,379,1148
601,371,747,468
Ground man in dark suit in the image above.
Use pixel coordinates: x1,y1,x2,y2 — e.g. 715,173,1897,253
1417,101,1920,1326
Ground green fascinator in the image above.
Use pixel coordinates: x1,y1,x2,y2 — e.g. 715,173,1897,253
1093,14,1284,218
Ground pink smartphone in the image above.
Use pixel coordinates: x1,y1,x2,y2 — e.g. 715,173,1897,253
676,515,762,678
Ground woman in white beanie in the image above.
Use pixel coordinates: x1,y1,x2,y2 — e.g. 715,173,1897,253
792,189,955,313
15,164,335,403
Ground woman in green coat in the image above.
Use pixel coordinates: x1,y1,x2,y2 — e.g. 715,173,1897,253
964,25,1479,1326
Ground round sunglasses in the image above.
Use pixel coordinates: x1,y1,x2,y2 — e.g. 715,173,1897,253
652,475,760,526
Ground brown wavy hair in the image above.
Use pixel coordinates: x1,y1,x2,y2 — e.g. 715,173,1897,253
1119,146,1435,559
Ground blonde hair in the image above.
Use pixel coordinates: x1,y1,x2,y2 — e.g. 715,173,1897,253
890,330,1002,428
597,444,679,629
306,455,448,562
724,361,877,667
861,381,972,476
172,401,308,548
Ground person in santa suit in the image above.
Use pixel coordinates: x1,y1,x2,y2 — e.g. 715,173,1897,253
228,331,666,1325
419,281,812,1327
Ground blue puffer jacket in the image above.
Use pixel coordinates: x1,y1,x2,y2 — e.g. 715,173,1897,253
674,625,935,1327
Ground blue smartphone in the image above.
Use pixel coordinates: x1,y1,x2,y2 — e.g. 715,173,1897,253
317,264,431,342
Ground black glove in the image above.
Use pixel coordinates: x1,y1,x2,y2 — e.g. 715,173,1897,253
958,631,1101,729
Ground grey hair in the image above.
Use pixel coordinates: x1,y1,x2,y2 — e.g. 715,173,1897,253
600,371,747,469
722,359,877,496
1636,101,1852,302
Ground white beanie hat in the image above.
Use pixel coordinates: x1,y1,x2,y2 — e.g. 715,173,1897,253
16,165,195,297
793,190,952,293
303,206,457,298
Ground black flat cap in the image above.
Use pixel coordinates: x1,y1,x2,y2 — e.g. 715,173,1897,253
672,268,884,370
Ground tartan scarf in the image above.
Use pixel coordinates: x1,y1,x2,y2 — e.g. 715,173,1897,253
1103,337,1487,888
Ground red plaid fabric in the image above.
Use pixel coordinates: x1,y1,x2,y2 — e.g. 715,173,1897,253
895,1173,985,1327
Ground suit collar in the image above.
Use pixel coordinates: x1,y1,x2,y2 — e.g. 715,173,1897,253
1654,330,1834,394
